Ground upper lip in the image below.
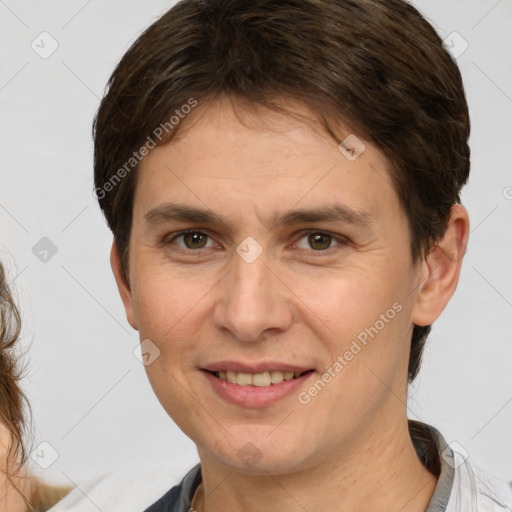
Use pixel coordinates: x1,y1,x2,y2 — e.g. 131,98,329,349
202,361,314,374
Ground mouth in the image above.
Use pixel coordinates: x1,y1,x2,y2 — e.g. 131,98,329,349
202,365,316,407
205,369,314,387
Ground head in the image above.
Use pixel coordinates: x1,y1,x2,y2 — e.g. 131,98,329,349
94,0,470,474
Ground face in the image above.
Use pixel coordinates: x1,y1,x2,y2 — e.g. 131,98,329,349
113,97,435,474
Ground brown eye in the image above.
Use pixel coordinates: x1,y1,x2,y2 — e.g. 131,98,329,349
183,232,208,249
308,233,332,250
167,230,213,250
293,230,348,253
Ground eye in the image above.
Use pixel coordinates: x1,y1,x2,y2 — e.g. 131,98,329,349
163,229,348,254
293,230,348,252
166,230,216,250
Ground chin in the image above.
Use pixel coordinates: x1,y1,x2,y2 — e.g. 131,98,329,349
197,427,318,475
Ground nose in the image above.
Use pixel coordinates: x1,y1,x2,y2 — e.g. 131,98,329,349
213,245,293,342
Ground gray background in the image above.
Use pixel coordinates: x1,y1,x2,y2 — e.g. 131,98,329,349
0,0,511,486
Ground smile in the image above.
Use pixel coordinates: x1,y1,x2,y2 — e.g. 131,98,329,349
203,369,315,407
211,370,311,387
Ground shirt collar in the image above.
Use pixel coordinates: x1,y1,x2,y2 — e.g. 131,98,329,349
176,421,456,512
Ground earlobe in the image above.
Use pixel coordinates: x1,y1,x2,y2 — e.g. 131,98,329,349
411,204,470,327
110,241,138,331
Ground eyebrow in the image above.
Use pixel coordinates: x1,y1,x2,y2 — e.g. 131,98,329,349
143,202,373,230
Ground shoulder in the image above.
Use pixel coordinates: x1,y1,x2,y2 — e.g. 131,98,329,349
46,465,183,512
473,464,512,509
423,423,512,511
448,455,512,511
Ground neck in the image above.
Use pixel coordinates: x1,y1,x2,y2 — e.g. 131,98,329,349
195,418,438,512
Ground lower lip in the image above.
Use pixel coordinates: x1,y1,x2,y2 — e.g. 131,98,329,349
202,370,315,408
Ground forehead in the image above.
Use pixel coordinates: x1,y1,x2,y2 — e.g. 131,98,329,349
134,97,401,229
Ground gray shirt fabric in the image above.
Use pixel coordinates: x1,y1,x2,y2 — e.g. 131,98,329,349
144,422,455,512
424,427,456,512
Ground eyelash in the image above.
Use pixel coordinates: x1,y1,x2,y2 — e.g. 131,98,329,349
163,229,349,254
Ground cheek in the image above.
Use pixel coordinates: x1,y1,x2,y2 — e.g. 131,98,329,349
293,264,413,379
131,270,211,363
290,263,403,330
133,274,205,421
132,267,191,329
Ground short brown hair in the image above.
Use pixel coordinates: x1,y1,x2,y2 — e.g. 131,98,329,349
93,0,470,383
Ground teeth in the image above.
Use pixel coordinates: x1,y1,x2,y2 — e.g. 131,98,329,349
236,372,253,386
252,372,271,387
217,370,305,387
226,371,238,384
270,371,284,384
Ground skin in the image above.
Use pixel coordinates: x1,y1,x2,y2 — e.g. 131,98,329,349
0,423,33,512
0,423,73,511
111,96,470,512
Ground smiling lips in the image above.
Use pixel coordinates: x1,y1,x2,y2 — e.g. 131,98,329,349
202,362,315,406
213,370,310,387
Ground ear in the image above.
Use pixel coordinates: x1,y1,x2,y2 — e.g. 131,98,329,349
411,204,470,326
110,241,138,331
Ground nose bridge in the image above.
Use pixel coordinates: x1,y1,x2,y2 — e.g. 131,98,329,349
214,242,291,341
